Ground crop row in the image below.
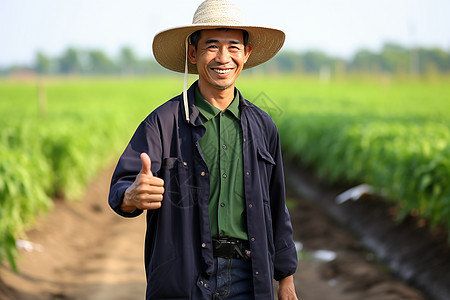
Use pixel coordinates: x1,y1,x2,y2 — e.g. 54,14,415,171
241,76,450,231
0,113,130,270
0,78,176,271
278,115,450,227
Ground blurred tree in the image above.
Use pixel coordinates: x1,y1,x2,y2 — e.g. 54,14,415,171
119,46,137,75
86,50,116,74
301,50,331,73
3,44,450,77
34,51,51,74
135,59,167,75
58,47,81,74
275,51,303,73
380,43,410,74
349,49,381,73
422,48,450,72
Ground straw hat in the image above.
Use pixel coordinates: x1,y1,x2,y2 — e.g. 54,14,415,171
152,0,285,74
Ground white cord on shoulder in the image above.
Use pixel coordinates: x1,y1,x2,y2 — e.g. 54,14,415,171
183,36,190,123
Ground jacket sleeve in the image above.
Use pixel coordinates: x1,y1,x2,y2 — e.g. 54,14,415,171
108,117,163,217
269,124,298,281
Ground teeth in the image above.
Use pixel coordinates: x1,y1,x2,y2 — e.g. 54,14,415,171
213,69,231,74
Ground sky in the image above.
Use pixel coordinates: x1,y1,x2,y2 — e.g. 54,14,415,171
1,0,449,67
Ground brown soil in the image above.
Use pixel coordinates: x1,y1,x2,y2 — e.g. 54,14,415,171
285,162,450,300
0,166,146,300
0,165,430,300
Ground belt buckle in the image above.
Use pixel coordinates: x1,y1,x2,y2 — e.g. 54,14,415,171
218,238,237,245
212,238,251,262
213,239,235,258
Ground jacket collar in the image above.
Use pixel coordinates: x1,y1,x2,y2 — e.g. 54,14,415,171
184,80,249,126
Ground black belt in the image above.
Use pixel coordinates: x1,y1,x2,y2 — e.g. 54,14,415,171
212,238,251,262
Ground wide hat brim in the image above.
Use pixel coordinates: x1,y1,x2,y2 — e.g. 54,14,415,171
152,24,285,74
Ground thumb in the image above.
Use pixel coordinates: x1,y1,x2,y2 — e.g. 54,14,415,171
140,152,152,176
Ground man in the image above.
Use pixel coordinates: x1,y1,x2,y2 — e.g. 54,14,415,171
108,0,298,299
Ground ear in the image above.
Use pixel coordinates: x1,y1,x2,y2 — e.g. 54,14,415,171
244,44,253,64
187,44,197,65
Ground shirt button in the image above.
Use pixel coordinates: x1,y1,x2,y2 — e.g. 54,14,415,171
222,144,227,150
201,171,206,176
222,173,227,179
201,243,206,248
220,203,225,207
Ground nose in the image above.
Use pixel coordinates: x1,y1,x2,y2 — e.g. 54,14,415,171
215,47,231,64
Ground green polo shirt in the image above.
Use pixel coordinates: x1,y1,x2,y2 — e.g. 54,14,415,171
195,87,247,241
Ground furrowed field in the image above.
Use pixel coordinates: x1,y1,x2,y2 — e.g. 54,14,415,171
239,76,450,226
1,75,449,270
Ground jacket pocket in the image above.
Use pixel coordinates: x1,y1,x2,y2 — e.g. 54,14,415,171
160,157,196,208
256,146,275,203
161,157,180,169
257,147,276,165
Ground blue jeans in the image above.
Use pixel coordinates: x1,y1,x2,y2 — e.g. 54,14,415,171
210,257,254,300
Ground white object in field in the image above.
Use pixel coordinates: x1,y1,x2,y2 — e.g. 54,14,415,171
313,250,337,262
335,183,374,204
16,239,44,252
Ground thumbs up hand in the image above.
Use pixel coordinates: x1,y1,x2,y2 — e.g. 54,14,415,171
140,152,152,176
121,153,165,213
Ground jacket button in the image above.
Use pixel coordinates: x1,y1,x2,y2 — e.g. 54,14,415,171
248,204,253,208
251,237,255,241
201,171,206,176
201,243,206,248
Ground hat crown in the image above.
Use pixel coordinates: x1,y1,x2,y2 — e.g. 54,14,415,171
152,0,285,75
193,0,243,25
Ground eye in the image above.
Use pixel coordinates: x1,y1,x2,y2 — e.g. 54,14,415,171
228,46,240,53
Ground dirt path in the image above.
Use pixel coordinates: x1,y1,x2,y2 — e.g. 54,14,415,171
0,167,146,300
286,186,426,300
0,165,428,300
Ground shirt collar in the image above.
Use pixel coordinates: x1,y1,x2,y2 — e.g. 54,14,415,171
194,86,241,121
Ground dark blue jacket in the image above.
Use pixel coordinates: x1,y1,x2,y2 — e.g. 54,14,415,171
109,81,297,299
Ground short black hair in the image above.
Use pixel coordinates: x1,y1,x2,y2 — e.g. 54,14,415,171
189,28,249,49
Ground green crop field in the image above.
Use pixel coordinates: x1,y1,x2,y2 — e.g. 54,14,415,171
0,77,179,270
239,76,450,228
1,75,449,270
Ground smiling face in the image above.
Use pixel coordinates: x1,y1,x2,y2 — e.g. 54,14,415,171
188,29,252,95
